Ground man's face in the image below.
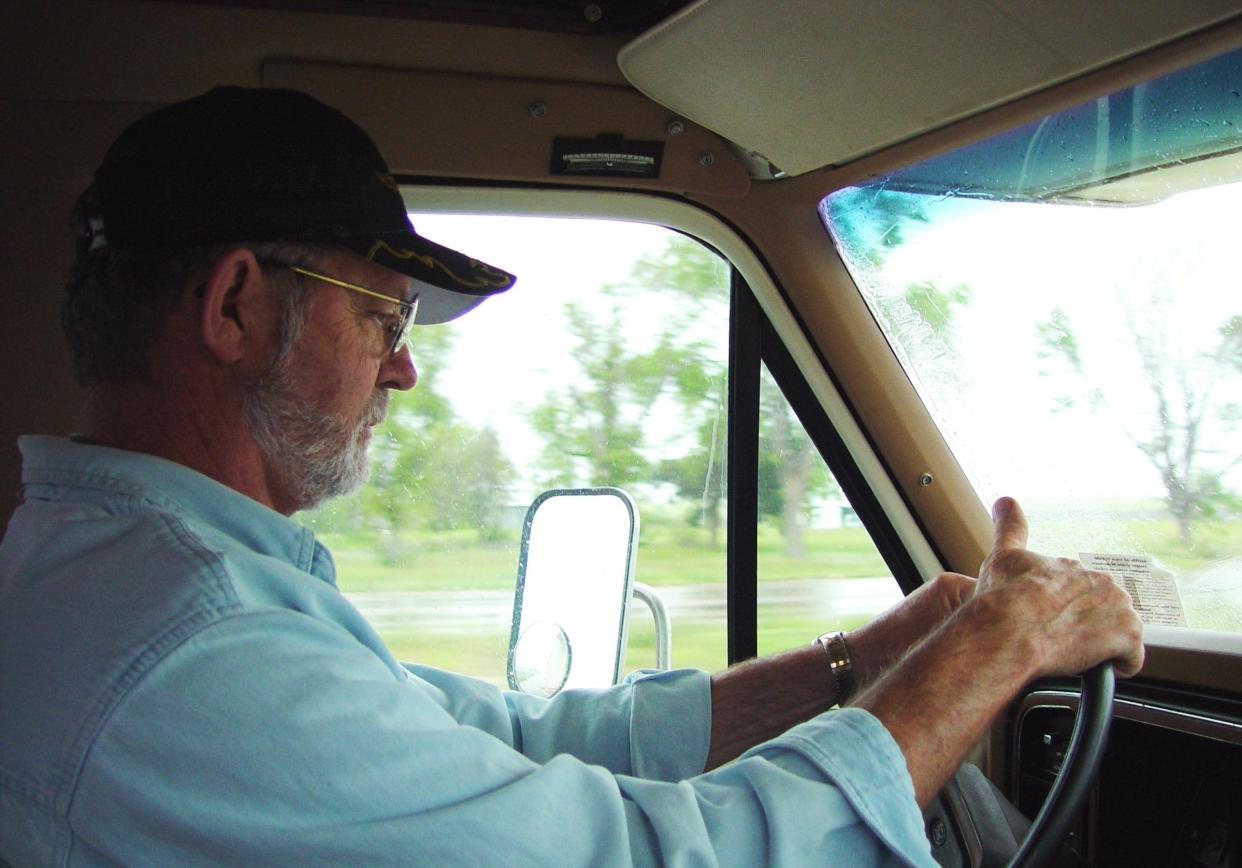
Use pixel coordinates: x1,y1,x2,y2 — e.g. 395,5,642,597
243,250,418,513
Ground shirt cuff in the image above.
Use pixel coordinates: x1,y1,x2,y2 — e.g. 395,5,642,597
625,668,712,782
745,707,936,866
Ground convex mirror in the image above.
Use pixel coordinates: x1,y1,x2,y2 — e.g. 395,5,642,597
507,488,638,697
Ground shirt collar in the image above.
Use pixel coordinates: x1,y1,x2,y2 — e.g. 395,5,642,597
17,435,335,584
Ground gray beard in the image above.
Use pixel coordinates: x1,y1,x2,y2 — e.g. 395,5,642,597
243,350,389,513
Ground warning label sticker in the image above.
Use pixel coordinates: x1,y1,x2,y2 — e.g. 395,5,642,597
1080,552,1186,627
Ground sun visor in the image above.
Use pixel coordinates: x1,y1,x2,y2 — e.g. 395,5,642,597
618,0,1242,177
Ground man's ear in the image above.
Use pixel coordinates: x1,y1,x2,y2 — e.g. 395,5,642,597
197,248,276,366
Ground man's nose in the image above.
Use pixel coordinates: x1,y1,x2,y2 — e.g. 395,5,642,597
378,344,417,391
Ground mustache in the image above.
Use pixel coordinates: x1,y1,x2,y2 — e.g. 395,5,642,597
363,390,390,428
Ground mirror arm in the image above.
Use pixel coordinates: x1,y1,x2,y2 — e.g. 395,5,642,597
631,582,671,671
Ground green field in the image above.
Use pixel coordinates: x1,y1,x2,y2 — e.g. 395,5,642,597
325,522,893,594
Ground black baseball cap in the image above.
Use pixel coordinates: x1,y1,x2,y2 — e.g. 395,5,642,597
81,86,516,324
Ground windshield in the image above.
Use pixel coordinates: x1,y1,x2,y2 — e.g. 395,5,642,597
822,46,1242,634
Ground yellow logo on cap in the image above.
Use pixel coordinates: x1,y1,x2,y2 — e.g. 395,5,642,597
366,239,513,289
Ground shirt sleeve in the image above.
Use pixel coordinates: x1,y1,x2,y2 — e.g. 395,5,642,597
70,611,936,867
403,662,711,782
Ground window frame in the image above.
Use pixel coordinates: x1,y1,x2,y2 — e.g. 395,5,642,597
399,181,943,665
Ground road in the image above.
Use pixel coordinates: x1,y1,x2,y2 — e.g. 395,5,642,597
345,577,902,634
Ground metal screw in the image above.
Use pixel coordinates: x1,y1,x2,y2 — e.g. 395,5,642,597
918,472,934,487
583,4,603,23
666,120,685,136
698,151,715,167
528,101,547,118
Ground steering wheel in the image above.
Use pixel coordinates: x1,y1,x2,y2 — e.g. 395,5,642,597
923,664,1115,868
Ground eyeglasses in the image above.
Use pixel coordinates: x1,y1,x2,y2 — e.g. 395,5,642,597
287,265,419,355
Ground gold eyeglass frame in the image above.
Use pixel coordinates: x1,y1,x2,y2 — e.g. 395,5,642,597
288,265,419,354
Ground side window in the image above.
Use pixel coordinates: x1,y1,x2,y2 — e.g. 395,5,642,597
301,210,907,684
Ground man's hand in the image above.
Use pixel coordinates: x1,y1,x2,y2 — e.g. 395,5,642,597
853,496,1144,804
706,496,1145,786
846,570,976,687
974,497,1144,678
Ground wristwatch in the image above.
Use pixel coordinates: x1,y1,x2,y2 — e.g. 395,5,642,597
813,631,856,705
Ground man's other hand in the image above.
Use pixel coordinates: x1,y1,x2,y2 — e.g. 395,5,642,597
976,496,1145,678
847,571,976,686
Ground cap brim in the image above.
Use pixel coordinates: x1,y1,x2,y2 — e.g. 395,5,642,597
341,232,516,325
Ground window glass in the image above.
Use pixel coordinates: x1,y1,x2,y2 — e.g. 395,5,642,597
755,362,902,655
299,215,729,683
821,47,1242,633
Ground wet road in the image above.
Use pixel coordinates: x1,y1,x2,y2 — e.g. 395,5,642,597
345,562,1242,635
345,577,902,634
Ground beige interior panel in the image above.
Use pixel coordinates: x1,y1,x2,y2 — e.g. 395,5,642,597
620,0,1242,175
263,60,749,197
0,0,629,104
1142,627,1242,693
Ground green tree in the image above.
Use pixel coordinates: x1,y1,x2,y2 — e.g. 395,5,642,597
1037,303,1241,544
631,236,836,554
895,280,973,339
531,296,689,487
758,371,835,557
657,414,727,545
533,232,859,556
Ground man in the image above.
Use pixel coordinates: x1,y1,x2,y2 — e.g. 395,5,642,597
0,87,1143,866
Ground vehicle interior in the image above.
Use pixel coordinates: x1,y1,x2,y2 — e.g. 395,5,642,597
4,0,1242,864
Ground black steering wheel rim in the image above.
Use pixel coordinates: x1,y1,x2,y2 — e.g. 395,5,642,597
1008,663,1115,868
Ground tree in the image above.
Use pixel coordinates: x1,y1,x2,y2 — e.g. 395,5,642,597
657,415,727,546
1037,301,1242,544
758,372,836,557
630,236,836,554
530,231,869,556
530,295,691,488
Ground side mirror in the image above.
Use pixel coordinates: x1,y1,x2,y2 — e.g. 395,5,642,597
507,488,638,697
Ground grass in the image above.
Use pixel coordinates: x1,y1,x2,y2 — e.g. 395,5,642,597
326,523,893,594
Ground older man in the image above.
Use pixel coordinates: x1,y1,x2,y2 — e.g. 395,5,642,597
0,87,1142,866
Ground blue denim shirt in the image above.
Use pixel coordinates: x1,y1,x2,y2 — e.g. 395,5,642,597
0,436,934,866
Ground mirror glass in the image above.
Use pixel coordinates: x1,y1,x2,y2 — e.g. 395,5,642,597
509,621,572,698
507,488,638,695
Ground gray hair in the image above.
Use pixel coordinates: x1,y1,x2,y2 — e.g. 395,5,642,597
62,188,323,385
